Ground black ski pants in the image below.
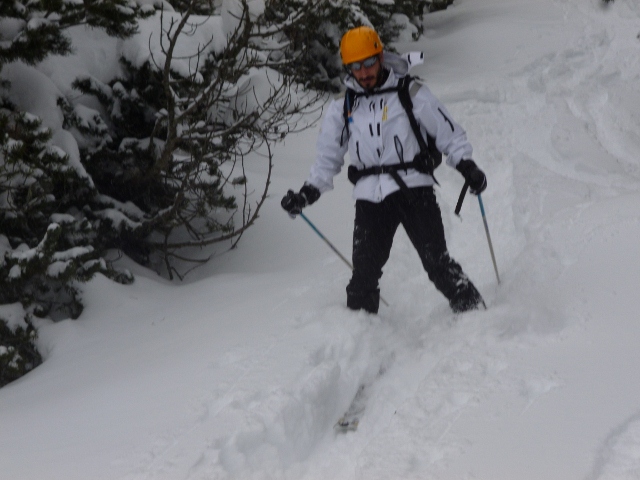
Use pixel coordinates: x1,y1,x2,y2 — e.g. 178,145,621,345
346,187,482,314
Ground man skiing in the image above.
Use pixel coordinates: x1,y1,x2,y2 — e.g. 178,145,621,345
281,26,487,315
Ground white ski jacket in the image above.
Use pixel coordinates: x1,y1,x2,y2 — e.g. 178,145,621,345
307,52,473,203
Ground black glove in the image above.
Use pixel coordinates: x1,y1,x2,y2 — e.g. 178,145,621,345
456,159,487,195
281,184,321,216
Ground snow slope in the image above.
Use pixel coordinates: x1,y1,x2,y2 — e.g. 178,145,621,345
2,0,640,479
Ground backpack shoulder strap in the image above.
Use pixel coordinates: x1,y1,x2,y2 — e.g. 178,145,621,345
397,76,443,174
397,76,430,154
405,78,438,153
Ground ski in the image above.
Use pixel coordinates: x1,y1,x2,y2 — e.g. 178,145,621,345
334,384,367,432
334,352,393,433
334,415,359,432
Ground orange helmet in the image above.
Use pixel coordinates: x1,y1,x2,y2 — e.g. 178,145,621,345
339,26,383,65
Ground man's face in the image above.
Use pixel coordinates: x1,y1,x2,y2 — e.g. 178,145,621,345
350,54,383,90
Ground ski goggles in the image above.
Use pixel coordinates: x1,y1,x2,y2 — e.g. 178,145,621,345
348,55,379,72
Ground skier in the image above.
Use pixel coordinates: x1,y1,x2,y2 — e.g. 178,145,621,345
281,26,487,314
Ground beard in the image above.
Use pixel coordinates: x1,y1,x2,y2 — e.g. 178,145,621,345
357,68,384,91
359,76,377,89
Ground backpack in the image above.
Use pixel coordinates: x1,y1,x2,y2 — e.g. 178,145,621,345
342,75,443,194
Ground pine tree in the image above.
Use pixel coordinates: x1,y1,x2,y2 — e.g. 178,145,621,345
0,0,148,385
261,0,353,91
0,0,153,312
358,0,428,43
0,106,135,314
428,0,455,12
0,0,152,68
0,312,41,388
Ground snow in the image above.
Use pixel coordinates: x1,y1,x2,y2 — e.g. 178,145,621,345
0,302,28,331
2,0,640,479
1,62,65,131
122,12,227,76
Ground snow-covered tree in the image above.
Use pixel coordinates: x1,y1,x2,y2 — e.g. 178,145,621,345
0,0,150,303
0,306,40,388
427,0,455,12
0,108,133,317
0,0,151,68
0,1,148,384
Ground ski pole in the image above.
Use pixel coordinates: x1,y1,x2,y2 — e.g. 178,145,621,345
477,194,500,285
298,212,389,307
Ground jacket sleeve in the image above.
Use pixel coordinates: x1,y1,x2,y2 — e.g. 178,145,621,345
306,98,349,193
412,83,473,168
